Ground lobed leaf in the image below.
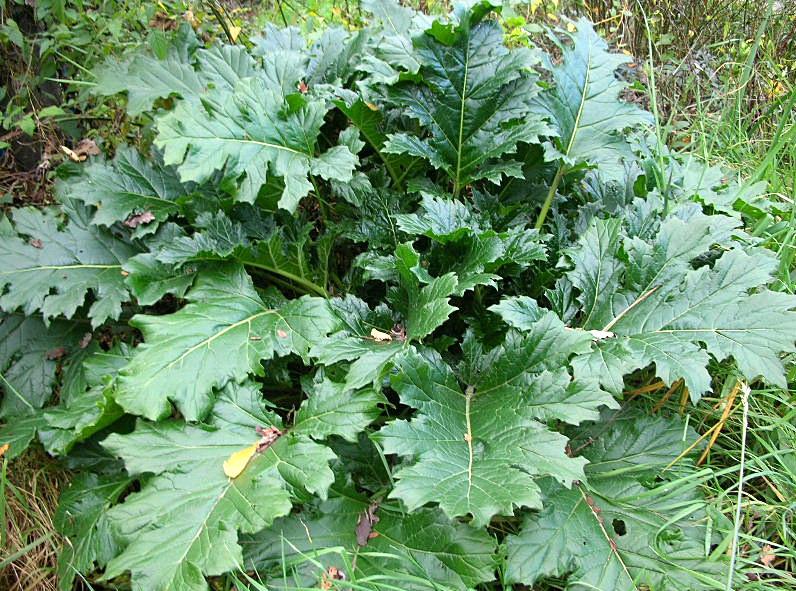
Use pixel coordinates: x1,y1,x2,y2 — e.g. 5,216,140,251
506,413,728,590
0,205,137,327
101,381,338,591
116,264,336,421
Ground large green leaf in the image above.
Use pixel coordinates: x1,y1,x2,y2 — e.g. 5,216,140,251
559,214,796,399
57,146,189,238
153,211,329,297
122,253,197,306
0,207,135,327
310,295,407,390
242,485,498,590
94,41,255,116
155,56,357,209
116,264,336,421
335,98,414,187
375,338,591,526
506,413,728,590
294,376,384,442
359,0,427,89
40,345,130,455
394,194,547,290
392,242,459,340
55,472,132,591
101,381,337,591
383,8,550,194
536,18,651,179
0,314,86,418
0,413,48,460
462,311,616,426
0,205,137,327
329,243,459,372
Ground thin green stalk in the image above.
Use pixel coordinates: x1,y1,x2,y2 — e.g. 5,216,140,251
735,0,775,137
749,90,796,184
205,0,237,44
245,262,328,298
0,458,7,547
54,49,95,77
635,0,669,205
534,165,565,230
44,78,97,86
727,383,751,591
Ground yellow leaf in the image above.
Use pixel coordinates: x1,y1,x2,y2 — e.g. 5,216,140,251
223,443,258,478
229,26,242,43
0,443,9,458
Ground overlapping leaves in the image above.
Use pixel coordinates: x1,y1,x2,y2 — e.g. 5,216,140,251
382,6,550,194
506,412,728,590
155,52,357,209
536,18,652,179
57,146,190,238
0,4,791,591
242,484,498,590
117,264,336,421
551,209,796,399
375,310,604,526
101,381,344,591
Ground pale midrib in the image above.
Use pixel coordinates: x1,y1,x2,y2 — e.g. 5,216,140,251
0,263,120,275
464,386,475,506
571,49,599,323
165,309,274,371
175,481,232,571
112,190,179,206
453,43,471,194
578,486,636,588
0,370,33,411
563,43,593,159
653,328,769,334
180,135,307,158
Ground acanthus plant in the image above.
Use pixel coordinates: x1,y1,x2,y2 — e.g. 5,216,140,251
0,1,793,590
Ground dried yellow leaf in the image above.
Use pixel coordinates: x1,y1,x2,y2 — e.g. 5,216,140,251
60,146,84,162
223,443,258,478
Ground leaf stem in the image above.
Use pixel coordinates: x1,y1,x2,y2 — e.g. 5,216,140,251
188,255,329,297
534,165,566,230
244,261,328,297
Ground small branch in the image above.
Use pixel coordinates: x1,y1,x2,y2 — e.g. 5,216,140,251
726,383,751,591
651,378,683,413
697,380,741,465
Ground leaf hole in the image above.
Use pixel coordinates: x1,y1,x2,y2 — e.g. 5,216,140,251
612,519,627,536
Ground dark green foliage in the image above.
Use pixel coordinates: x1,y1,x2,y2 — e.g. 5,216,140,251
1,2,792,590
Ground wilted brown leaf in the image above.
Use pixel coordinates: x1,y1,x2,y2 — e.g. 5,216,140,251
45,347,67,360
760,544,776,567
355,502,380,546
124,211,156,228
